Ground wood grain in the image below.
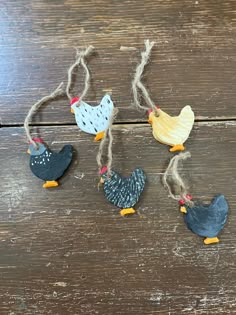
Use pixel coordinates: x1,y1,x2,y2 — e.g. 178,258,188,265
0,0,236,125
0,123,235,314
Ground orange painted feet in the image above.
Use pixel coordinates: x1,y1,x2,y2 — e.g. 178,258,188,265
120,208,136,217
204,237,220,245
94,131,105,141
43,181,59,188
170,144,185,152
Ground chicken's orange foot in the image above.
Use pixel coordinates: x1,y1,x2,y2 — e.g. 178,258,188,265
94,131,105,142
43,181,59,188
204,237,220,245
169,144,185,152
120,208,136,217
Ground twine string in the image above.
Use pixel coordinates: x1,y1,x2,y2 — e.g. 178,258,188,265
132,39,159,116
96,108,119,177
66,45,94,104
162,152,194,207
24,82,64,149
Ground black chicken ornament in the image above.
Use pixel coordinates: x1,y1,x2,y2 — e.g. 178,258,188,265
99,166,146,216
27,138,73,188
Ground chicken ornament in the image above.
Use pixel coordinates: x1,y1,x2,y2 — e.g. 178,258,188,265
97,108,146,216
163,152,229,244
148,105,194,152
28,138,73,188
132,40,195,152
24,83,73,188
66,46,114,141
100,167,146,216
70,94,114,141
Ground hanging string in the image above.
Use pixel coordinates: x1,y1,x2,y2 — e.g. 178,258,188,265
162,152,194,207
132,39,160,116
96,108,119,177
66,45,94,104
24,82,64,149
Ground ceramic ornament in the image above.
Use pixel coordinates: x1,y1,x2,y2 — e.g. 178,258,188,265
99,166,146,216
163,152,229,244
97,108,146,216
66,45,115,141
180,194,229,245
28,138,73,188
148,105,194,152
70,94,114,141
24,83,74,188
132,40,195,152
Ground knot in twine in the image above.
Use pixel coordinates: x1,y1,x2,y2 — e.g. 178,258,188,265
132,39,160,117
66,45,94,104
162,151,194,207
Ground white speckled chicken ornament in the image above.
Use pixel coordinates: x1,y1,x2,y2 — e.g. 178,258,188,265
66,46,115,141
132,40,195,152
70,94,114,141
24,83,73,188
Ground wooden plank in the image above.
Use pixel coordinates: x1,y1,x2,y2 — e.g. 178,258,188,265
0,0,236,125
0,122,235,314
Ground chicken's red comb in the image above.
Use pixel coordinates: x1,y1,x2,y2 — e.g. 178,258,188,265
99,166,108,175
186,194,193,200
179,195,193,205
70,96,80,106
28,138,43,144
147,106,160,115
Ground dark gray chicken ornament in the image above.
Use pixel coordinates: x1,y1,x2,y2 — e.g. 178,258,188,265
99,166,146,216
163,152,229,245
28,138,73,188
180,194,229,244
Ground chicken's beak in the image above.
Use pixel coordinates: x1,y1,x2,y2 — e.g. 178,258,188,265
27,149,31,154
71,108,75,114
100,177,105,184
180,206,187,214
148,116,153,124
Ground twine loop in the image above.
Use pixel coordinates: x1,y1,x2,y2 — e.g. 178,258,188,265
24,82,64,149
132,39,160,117
162,152,194,207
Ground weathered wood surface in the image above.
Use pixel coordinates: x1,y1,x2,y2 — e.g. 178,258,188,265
1,0,236,125
1,0,236,314
0,123,235,314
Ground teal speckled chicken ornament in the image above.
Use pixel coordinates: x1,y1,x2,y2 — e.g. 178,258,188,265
24,83,74,188
97,108,146,216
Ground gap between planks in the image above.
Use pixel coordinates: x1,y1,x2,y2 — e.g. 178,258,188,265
1,118,236,129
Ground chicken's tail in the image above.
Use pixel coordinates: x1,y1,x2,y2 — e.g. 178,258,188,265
60,145,73,157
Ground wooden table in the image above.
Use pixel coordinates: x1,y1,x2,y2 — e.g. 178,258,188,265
0,1,235,314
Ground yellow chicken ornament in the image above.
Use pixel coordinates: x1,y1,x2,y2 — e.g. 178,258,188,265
148,105,195,152
132,40,195,152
